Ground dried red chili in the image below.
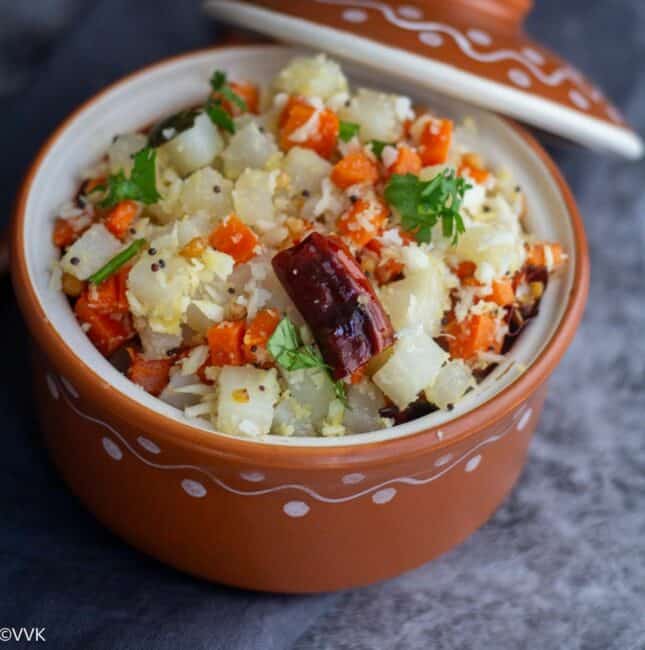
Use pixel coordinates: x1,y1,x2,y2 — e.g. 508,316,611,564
272,233,394,379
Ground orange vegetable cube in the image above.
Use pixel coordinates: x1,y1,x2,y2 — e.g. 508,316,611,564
331,152,379,189
243,308,281,366
207,320,246,366
374,258,405,286
419,118,453,166
489,277,515,306
454,261,477,279
279,97,339,159
74,294,135,357
86,265,131,314
212,81,260,116
127,350,174,396
445,314,501,360
104,200,141,240
209,214,259,264
53,218,78,248
387,145,422,176
230,81,259,114
337,198,389,248
526,242,565,269
458,162,489,184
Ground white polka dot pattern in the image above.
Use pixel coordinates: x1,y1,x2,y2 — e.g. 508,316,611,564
283,501,310,517
465,455,482,473
372,488,396,504
102,437,123,461
182,479,207,498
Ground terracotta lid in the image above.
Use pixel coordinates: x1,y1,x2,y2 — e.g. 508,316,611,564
204,0,642,159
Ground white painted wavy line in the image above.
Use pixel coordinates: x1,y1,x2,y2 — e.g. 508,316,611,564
316,0,591,91
57,377,525,504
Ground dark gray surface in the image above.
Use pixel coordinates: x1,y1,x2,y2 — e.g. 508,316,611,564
1,1,643,648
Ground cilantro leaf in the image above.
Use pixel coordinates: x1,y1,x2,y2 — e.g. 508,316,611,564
268,317,348,406
369,140,392,159
210,69,247,112
96,146,161,208
384,170,471,244
339,121,360,142
205,99,236,134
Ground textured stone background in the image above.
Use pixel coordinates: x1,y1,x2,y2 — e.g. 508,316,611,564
1,1,643,649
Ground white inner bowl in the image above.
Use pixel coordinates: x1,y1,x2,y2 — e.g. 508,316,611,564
22,45,576,447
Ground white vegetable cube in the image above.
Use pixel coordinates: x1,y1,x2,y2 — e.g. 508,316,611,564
343,381,386,434
379,256,451,336
233,168,276,227
221,122,278,180
216,366,280,437
127,255,194,334
282,367,335,430
461,182,487,213
272,54,348,100
159,112,223,176
373,330,448,409
425,360,475,409
282,146,331,195
180,167,233,218
338,88,412,143
60,224,122,280
456,223,525,277
271,396,315,436
201,248,235,281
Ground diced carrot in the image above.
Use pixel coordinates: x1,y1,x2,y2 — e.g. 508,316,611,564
365,235,407,284
445,313,501,360
207,320,246,366
457,152,489,184
126,350,174,396
387,145,422,176
458,162,489,184
279,97,339,159
455,261,477,279
453,261,514,306
74,293,135,357
209,214,259,264
461,276,480,288
526,242,565,269
374,258,405,285
350,368,365,384
243,308,281,366
337,198,389,248
85,265,130,314
489,277,515,306
53,213,92,249
104,200,140,240
331,151,379,189
53,218,78,248
418,118,453,166
365,238,383,255
212,81,260,116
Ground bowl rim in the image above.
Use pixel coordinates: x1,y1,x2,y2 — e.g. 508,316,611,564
10,44,589,469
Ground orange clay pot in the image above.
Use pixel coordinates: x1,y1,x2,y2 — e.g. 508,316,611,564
10,45,589,593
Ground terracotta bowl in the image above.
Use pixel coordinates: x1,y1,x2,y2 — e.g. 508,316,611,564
10,45,588,593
